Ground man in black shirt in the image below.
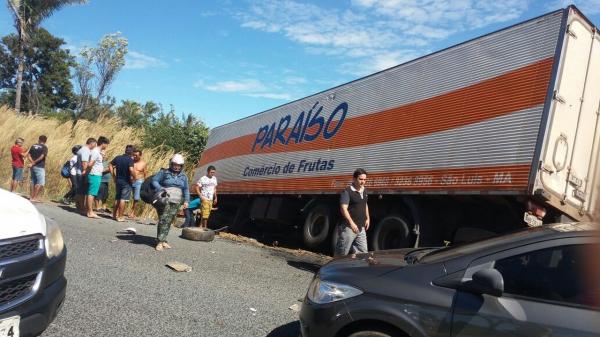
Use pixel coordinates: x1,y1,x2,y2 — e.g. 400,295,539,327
27,135,48,202
334,168,370,256
110,145,135,221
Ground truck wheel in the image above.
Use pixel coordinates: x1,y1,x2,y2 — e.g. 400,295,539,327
371,215,412,251
303,205,331,249
182,227,215,242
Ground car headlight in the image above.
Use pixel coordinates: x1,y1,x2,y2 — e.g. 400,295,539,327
43,216,65,259
306,277,363,304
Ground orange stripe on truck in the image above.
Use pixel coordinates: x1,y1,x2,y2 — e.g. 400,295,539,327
200,58,553,166
216,164,531,193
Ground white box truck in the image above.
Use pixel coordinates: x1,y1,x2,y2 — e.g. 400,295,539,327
195,6,600,251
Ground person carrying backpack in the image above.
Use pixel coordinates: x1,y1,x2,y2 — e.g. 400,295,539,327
61,145,82,204
151,154,190,251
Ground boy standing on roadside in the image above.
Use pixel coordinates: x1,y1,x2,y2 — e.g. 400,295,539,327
194,165,217,229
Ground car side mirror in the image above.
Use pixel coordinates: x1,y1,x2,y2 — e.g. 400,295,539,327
461,268,504,297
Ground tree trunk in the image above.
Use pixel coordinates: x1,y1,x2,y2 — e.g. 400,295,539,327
14,23,25,114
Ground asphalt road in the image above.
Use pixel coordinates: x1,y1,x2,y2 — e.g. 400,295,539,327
36,203,322,337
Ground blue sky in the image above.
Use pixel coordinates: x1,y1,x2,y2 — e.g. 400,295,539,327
1,0,599,128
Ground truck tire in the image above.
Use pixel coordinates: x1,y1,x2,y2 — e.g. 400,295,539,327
181,227,215,242
303,205,331,249
371,215,412,251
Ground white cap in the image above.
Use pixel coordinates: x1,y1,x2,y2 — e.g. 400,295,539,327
171,153,185,165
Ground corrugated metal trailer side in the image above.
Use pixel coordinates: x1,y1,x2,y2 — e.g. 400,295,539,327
195,7,599,251
199,9,565,196
532,7,600,220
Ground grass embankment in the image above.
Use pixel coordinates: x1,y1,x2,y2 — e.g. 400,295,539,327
0,106,176,218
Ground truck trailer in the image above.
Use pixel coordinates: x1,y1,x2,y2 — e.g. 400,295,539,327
195,6,600,251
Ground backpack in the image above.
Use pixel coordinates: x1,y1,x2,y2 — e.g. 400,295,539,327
140,169,169,213
60,161,71,178
140,169,167,204
140,174,157,204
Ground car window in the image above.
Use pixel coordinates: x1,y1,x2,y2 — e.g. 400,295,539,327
494,244,598,307
420,227,546,263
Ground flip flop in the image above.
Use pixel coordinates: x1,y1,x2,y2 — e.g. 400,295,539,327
155,243,164,251
162,242,172,249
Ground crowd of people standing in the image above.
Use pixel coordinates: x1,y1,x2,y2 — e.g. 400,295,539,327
10,135,370,257
8,135,219,252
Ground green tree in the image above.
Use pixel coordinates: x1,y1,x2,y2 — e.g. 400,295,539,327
115,100,160,128
143,107,209,165
7,0,86,113
75,32,128,120
0,28,75,114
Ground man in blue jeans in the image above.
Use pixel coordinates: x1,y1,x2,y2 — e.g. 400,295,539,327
128,149,147,218
334,168,370,257
27,135,48,203
110,145,135,222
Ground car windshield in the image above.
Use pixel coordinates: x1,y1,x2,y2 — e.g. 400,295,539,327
420,226,547,263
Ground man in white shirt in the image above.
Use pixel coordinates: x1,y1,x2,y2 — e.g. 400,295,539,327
86,136,109,218
193,165,217,229
75,138,96,212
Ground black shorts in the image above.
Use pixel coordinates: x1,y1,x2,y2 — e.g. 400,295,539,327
75,175,87,196
97,182,109,201
115,179,132,201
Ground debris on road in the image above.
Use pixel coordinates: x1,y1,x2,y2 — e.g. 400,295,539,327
288,303,301,312
166,261,192,272
119,227,137,234
217,232,332,265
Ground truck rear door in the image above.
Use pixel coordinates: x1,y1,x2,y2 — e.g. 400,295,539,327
538,9,600,218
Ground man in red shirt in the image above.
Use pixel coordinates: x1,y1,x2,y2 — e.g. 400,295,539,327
10,138,27,193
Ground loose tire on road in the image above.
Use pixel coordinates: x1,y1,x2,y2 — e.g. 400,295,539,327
371,215,412,251
182,227,215,242
302,205,331,249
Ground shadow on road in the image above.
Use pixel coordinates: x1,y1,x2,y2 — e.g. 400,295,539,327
57,205,113,220
115,234,156,247
266,321,300,337
287,260,322,274
57,204,83,215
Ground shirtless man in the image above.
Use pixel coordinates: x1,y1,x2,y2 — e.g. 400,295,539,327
128,149,148,218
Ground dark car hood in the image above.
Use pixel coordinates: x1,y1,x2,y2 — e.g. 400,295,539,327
319,248,416,280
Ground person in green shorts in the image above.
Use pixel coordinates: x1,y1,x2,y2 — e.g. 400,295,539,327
86,136,110,218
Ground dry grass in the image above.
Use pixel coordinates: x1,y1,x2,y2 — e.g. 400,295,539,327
0,106,176,218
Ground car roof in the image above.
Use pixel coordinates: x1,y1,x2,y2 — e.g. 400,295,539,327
421,222,598,269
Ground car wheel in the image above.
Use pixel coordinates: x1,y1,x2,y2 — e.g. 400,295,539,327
371,215,412,251
347,330,394,337
302,205,331,249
